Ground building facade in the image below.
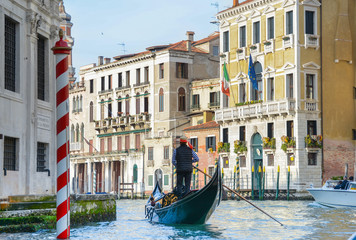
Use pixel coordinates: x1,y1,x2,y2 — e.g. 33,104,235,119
0,0,61,198
69,32,220,194
216,0,324,191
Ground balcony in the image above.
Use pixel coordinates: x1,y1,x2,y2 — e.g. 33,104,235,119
305,99,318,112
98,89,113,95
304,34,319,49
215,99,296,122
208,102,220,109
70,142,81,151
115,85,131,91
249,43,260,55
236,47,246,59
133,81,149,88
263,40,274,54
282,34,294,49
190,104,200,111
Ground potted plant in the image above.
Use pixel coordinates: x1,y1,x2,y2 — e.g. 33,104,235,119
282,36,290,41
264,41,271,46
250,45,257,50
234,140,247,154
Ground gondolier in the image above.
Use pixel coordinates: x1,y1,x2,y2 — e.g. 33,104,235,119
172,136,199,196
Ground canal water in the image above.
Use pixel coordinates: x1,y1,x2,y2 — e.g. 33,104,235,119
1,200,355,240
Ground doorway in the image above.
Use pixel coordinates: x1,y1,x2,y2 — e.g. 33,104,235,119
154,169,163,189
251,133,263,189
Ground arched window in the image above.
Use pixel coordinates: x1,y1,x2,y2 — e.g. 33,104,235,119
125,94,130,116
144,91,149,113
72,97,76,112
79,95,83,111
108,98,112,118
133,164,138,183
117,96,122,115
100,99,105,120
251,62,263,101
178,87,186,111
75,123,80,142
81,123,84,143
136,93,140,114
76,96,80,112
89,102,94,122
71,124,75,142
159,88,164,112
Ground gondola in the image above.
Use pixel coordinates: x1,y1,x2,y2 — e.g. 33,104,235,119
145,162,222,224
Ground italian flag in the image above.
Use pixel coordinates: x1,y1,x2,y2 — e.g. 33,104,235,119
221,62,230,97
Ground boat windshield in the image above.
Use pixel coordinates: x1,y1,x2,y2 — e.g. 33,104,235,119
322,180,340,189
348,182,356,191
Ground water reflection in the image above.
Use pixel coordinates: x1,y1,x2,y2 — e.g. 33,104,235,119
0,200,355,240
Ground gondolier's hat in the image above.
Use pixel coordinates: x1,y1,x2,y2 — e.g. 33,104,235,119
180,136,188,143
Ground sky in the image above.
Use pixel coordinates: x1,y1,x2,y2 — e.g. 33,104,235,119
63,0,233,78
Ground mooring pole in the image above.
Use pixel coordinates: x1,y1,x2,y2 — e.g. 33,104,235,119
258,165,262,200
276,165,280,200
262,166,265,200
251,166,254,200
287,166,290,201
52,29,72,239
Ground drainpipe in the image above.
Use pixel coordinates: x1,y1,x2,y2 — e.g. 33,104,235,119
320,0,324,182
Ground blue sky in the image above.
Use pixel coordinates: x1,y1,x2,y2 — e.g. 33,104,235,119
63,0,233,77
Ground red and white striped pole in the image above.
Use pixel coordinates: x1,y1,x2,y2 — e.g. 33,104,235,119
52,29,72,239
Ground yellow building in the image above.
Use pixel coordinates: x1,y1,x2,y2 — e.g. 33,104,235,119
216,0,325,191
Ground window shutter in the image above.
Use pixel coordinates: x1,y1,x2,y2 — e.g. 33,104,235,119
206,137,208,152
196,138,198,152
184,63,188,79
212,136,216,151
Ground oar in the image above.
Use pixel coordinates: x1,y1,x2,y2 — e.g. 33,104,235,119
193,166,284,226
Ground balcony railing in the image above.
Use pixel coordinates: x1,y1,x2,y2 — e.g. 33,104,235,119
191,104,200,111
98,89,113,95
249,43,260,55
70,142,81,151
115,85,131,91
215,99,296,122
305,34,319,49
208,102,220,108
305,99,318,111
133,81,149,87
282,34,294,49
263,39,274,54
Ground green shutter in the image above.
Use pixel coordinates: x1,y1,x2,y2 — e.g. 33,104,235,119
164,175,169,186
133,164,138,183
148,175,153,186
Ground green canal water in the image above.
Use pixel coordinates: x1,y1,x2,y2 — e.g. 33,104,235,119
1,200,355,240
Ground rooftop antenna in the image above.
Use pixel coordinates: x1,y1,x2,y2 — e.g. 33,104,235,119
210,2,220,30
117,42,126,54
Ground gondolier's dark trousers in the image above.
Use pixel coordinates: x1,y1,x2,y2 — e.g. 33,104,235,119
177,171,192,195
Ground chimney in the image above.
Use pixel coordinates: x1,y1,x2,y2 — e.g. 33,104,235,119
233,0,239,7
186,31,195,52
104,57,111,64
98,56,103,65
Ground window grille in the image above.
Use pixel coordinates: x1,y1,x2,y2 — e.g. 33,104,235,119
5,17,16,92
4,137,17,171
37,142,47,172
38,36,46,100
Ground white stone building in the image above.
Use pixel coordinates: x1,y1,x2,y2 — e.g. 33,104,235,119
69,32,220,194
0,0,61,198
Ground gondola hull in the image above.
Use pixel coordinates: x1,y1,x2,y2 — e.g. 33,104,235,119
145,163,222,224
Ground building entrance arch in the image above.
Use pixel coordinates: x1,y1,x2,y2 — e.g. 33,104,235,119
251,133,263,189
154,169,163,189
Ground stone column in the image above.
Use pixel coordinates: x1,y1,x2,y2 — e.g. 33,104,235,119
86,159,92,193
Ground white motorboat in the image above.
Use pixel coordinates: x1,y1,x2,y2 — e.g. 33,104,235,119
307,180,356,208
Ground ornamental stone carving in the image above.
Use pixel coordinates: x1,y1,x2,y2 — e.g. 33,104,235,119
26,11,42,35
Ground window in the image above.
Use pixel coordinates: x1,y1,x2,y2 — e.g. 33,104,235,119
117,136,122,151
101,77,105,91
176,63,188,79
253,21,260,44
209,92,218,106
71,125,75,142
118,100,122,114
239,156,246,167
5,17,17,92
37,142,48,172
144,95,149,112
192,94,200,108
89,102,94,122
251,62,263,101
159,88,164,112
125,135,130,151
118,73,123,87
136,68,141,84
126,71,130,87
164,146,169,159
223,128,228,143
213,46,219,56
135,134,140,150
267,77,274,101
305,10,315,35
148,147,154,160
240,126,246,141
3,137,18,171
208,166,214,176
223,31,229,52
108,75,112,90
239,26,246,48
90,79,94,93
164,175,169,186
306,74,315,99
190,138,198,152
136,93,140,114
108,103,112,118
159,63,164,79
125,95,130,115
206,136,216,152
100,138,105,154
239,83,246,103
223,157,229,168
81,123,84,142
286,74,294,98
307,121,317,135
178,87,186,111
287,153,295,166
144,67,149,83
89,139,93,154
107,137,112,152
287,121,294,137
286,11,293,35
308,153,317,165
75,123,80,142
267,154,274,166
267,17,274,40
100,101,104,120
148,175,153,186
352,129,356,140
223,94,229,108
133,164,138,183
268,123,274,138
37,35,46,101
